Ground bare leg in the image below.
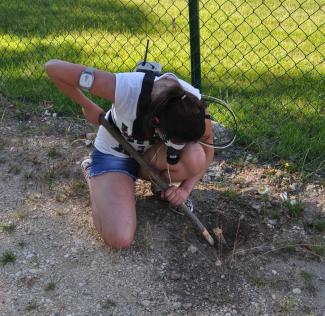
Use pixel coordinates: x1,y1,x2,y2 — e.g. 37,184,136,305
87,172,136,249
140,142,206,183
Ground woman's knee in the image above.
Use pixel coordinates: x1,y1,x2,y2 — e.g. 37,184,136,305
91,209,136,249
100,226,135,249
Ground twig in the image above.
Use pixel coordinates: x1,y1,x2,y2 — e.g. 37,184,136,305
247,243,325,263
70,138,86,145
0,108,6,123
231,214,244,261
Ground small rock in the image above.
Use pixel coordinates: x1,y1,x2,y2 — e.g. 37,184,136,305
289,183,296,191
271,294,276,300
86,133,97,140
52,113,57,118
182,303,192,310
292,288,301,294
271,270,277,275
187,245,198,254
15,271,23,277
280,192,288,201
85,140,92,147
141,300,150,307
215,259,222,266
221,274,225,279
172,302,182,309
268,219,278,226
170,271,181,280
258,184,269,195
26,253,36,259
251,203,261,212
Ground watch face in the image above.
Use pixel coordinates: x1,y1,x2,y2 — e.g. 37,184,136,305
80,73,94,89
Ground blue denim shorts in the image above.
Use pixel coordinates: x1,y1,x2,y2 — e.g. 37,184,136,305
90,148,139,181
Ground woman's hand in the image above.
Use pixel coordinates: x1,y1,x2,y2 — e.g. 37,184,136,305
161,185,190,207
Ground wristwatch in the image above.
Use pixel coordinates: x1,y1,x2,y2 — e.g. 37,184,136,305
79,67,96,91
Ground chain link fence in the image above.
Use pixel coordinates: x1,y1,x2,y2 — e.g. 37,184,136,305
0,0,324,171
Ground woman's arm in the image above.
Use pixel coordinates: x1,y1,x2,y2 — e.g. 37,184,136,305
44,59,116,125
163,116,215,206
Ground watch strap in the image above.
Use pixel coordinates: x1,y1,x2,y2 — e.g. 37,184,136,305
84,67,96,75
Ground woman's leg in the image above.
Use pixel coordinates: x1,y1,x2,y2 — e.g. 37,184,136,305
86,172,136,249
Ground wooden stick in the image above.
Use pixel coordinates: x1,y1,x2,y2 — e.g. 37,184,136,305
98,114,214,246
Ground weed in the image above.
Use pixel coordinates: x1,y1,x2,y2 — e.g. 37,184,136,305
285,200,304,218
17,240,26,248
44,282,56,291
310,245,325,257
40,168,56,187
300,270,315,282
8,163,21,175
47,148,62,158
279,296,298,313
101,298,116,309
249,275,268,287
312,218,325,232
15,210,28,220
55,210,65,217
281,245,296,254
0,222,16,233
220,189,238,200
23,170,33,180
55,192,68,203
0,250,16,265
25,301,38,311
68,179,87,196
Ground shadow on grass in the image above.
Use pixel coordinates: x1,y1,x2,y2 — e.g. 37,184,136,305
0,0,158,36
202,71,325,168
0,38,324,170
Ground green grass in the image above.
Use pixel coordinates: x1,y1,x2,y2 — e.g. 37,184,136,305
0,250,16,265
285,200,304,217
0,0,324,170
0,223,16,233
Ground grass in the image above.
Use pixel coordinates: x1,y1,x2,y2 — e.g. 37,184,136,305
44,282,56,291
0,250,16,265
0,0,324,170
285,200,304,218
311,218,325,232
25,301,38,311
47,147,62,158
300,270,315,282
0,222,16,233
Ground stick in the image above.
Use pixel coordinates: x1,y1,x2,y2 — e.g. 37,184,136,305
98,114,214,246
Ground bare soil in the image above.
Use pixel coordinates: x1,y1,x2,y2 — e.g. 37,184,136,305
1,96,325,316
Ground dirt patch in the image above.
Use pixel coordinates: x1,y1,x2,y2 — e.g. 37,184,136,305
1,95,325,315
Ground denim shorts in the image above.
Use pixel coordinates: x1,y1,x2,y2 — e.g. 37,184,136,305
90,148,139,181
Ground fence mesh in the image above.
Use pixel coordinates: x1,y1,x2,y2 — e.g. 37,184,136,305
0,0,324,171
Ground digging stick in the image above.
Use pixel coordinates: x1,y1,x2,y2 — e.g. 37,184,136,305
98,113,215,246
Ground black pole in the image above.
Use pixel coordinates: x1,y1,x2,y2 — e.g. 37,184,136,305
188,0,201,89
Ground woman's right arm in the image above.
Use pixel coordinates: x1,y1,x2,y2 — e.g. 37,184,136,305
44,59,116,125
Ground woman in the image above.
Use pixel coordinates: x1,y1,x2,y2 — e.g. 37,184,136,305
44,60,214,248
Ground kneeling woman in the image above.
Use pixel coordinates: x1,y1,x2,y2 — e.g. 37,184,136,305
44,60,214,248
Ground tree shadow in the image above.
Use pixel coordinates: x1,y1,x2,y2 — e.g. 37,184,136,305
0,0,158,36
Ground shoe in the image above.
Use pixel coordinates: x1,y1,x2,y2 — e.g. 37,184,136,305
81,159,92,181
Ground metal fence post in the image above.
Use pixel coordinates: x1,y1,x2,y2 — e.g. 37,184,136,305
188,0,201,90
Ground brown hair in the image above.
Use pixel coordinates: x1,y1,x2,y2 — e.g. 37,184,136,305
132,79,205,142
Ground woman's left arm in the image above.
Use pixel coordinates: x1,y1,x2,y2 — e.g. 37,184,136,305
163,116,214,206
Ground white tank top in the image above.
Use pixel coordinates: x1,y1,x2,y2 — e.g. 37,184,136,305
94,72,201,158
